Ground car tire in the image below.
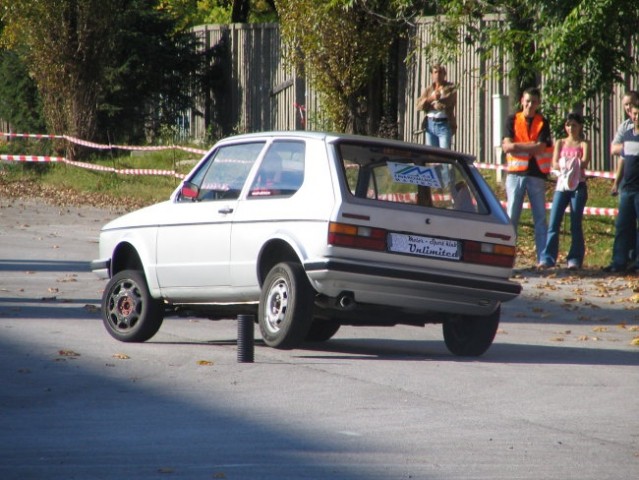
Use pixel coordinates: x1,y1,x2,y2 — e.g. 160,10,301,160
442,306,500,356
102,269,164,343
305,318,341,342
259,262,314,349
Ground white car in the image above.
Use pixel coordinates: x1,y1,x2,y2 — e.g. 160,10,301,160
92,131,521,356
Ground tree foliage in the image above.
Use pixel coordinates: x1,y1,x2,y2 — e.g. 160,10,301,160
0,0,202,156
157,0,277,26
538,1,639,130
427,0,639,130
1,0,118,146
0,50,45,132
276,0,406,133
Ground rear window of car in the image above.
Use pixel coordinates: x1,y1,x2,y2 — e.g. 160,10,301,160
337,142,487,214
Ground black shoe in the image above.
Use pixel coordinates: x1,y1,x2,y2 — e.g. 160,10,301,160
602,264,623,273
626,264,638,274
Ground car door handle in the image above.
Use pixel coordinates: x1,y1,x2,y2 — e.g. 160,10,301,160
218,206,234,214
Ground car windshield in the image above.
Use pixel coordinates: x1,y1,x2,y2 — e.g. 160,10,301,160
337,142,487,214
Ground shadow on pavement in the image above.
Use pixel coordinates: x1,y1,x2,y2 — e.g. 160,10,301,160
0,259,91,272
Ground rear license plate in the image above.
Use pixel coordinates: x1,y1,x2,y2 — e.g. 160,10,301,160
387,233,461,260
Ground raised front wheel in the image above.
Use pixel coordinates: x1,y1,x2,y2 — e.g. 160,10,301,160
101,269,164,342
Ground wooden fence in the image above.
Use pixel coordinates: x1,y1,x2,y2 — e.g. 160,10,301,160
190,18,638,173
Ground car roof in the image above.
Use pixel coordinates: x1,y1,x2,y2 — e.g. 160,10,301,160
212,131,476,164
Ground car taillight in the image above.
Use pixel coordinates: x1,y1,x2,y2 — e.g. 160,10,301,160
463,241,516,268
328,222,387,251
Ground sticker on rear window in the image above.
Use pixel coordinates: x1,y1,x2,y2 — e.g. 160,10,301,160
387,162,441,188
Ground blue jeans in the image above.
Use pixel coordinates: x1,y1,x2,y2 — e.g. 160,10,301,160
610,189,639,268
506,174,548,263
424,118,452,149
540,183,588,266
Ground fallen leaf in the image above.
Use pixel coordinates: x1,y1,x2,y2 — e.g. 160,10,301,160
592,326,608,332
84,304,100,313
58,349,80,357
550,337,565,342
631,337,639,346
57,275,78,283
197,360,214,366
48,287,59,293
112,353,130,360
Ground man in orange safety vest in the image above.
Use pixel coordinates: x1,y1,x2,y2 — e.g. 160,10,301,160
502,87,553,267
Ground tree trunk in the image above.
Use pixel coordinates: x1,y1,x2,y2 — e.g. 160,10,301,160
231,0,250,23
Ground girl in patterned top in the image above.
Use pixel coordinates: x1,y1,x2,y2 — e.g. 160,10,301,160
539,112,591,269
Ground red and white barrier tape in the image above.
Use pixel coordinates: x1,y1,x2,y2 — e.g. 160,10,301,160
0,155,185,178
0,131,622,215
0,154,64,162
2,131,207,155
62,135,207,155
61,158,186,179
519,202,617,217
1,132,63,140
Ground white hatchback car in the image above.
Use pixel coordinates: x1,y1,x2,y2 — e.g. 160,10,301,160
92,131,521,356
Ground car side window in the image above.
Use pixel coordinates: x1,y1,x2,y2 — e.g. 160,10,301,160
179,142,265,202
248,141,305,198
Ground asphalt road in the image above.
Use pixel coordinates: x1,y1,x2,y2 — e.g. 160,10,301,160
1,196,638,480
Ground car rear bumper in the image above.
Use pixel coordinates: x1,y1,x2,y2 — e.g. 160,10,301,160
304,259,521,316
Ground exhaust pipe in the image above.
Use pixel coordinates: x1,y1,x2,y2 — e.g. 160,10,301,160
314,292,356,311
336,292,355,310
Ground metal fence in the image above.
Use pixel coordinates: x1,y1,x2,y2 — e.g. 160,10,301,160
191,18,638,173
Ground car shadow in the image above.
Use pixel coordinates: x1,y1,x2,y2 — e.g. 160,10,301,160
293,336,639,367
147,331,639,368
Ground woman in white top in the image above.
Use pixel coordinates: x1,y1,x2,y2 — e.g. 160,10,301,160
539,112,591,269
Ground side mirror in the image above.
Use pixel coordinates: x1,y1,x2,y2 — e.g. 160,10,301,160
180,181,199,201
